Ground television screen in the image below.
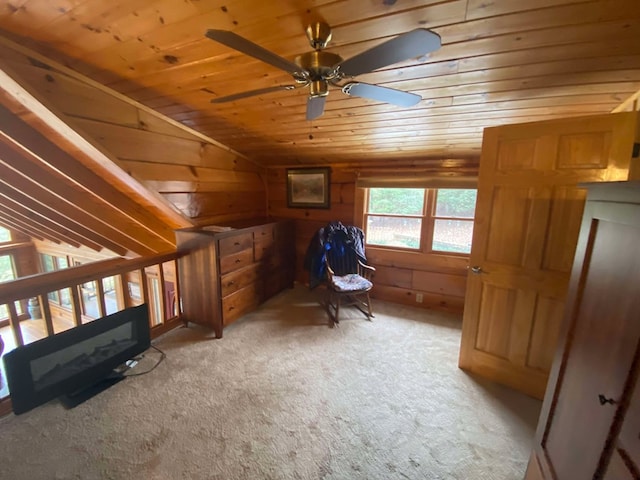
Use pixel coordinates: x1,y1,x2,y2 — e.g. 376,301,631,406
3,304,150,414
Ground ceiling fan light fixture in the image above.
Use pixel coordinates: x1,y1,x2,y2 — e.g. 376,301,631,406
310,80,329,97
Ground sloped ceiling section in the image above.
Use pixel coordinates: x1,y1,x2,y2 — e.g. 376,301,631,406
0,1,639,166
0,60,194,257
0,37,268,227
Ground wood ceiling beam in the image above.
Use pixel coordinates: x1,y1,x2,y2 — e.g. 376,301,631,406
0,62,193,235
0,151,141,256
0,212,47,242
0,108,178,250
0,190,104,251
0,209,61,245
0,131,178,257
0,197,82,248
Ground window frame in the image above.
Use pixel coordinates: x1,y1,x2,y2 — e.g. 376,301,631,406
0,253,20,322
0,226,11,245
363,187,476,256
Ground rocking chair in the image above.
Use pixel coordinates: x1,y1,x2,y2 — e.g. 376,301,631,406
323,229,375,325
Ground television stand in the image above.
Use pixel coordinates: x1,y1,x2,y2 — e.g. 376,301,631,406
59,370,125,409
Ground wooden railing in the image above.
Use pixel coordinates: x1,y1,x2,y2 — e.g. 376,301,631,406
0,251,184,415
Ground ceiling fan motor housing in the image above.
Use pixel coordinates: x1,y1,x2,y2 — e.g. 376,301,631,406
295,51,343,79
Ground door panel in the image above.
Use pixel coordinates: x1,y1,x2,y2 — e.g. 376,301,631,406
542,187,586,272
475,284,517,359
459,112,638,399
556,131,611,169
485,187,533,265
527,296,565,372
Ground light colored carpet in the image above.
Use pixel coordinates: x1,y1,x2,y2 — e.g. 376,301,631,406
0,285,541,480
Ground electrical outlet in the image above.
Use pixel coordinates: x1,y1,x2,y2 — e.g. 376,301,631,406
416,293,423,303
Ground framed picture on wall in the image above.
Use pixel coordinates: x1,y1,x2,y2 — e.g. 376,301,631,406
286,167,331,209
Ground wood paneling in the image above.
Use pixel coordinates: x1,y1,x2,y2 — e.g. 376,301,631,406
267,162,473,313
0,38,271,248
0,1,637,167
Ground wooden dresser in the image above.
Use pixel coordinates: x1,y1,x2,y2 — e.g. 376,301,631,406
525,181,640,480
175,219,295,338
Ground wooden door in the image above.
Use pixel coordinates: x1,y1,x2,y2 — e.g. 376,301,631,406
458,112,639,399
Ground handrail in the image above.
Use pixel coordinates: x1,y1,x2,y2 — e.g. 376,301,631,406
0,250,183,350
0,251,179,305
0,250,185,413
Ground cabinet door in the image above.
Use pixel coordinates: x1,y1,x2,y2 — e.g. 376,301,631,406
611,369,640,477
537,191,640,479
602,450,637,480
459,112,639,399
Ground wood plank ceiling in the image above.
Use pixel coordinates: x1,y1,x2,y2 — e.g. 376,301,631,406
0,0,639,168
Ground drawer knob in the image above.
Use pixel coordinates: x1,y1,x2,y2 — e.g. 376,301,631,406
229,306,235,311
598,394,617,406
228,281,235,285
235,259,241,263
234,241,240,246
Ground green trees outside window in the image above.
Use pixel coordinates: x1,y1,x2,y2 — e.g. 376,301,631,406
365,188,477,254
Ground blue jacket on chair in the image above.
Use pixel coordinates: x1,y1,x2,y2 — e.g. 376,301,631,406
303,221,367,289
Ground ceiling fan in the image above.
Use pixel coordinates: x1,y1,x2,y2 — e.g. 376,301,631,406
205,22,441,120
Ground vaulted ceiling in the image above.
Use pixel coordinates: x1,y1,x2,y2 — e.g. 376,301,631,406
0,53,194,256
0,0,639,167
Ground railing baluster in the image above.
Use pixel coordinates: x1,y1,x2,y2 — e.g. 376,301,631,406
116,274,126,311
7,301,24,347
158,263,167,325
71,285,82,326
139,269,149,305
0,252,182,348
96,278,106,318
40,295,54,337
173,259,182,320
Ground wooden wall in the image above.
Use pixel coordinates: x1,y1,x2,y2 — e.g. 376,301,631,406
1,230,38,280
266,164,476,313
0,43,266,226
267,167,356,283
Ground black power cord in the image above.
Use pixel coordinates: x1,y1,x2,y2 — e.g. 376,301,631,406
122,344,166,377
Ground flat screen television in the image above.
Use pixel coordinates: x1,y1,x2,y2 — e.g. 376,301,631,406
3,304,150,414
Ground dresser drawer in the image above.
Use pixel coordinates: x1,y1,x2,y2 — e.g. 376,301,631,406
253,224,274,242
222,283,260,325
219,232,253,257
220,263,260,297
254,237,275,261
219,248,254,275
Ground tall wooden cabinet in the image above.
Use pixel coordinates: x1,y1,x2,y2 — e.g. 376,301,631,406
525,182,640,480
175,219,295,338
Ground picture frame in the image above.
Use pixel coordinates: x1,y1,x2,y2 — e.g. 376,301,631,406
286,167,331,209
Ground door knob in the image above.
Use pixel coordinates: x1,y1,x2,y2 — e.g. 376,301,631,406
470,266,483,274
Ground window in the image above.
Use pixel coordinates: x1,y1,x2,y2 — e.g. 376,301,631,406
0,227,11,243
0,254,18,320
0,254,16,283
432,189,477,254
39,254,71,306
364,188,477,254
